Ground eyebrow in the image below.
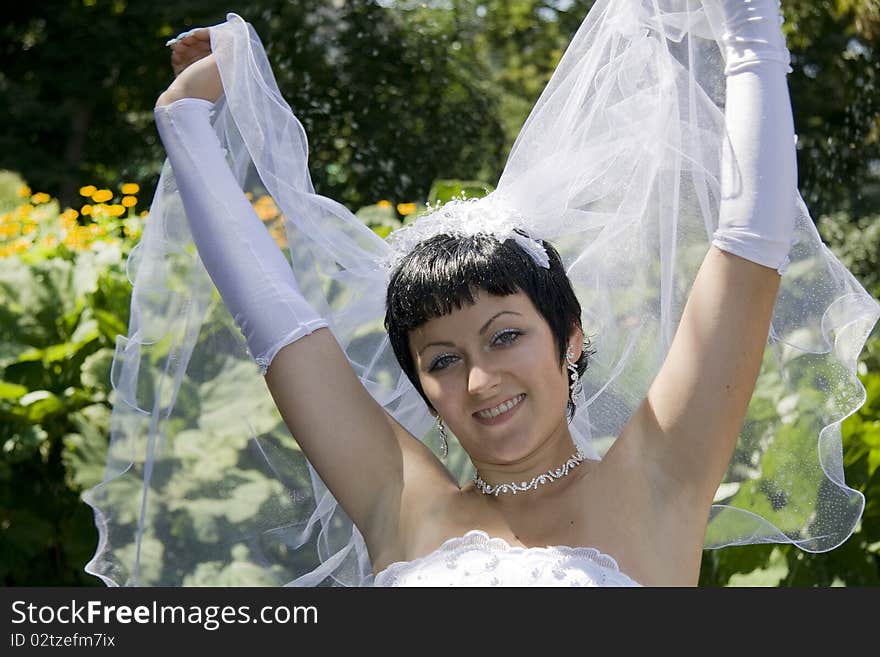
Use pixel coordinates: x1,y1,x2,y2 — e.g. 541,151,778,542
416,311,523,356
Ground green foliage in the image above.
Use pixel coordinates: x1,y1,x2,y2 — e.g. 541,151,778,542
818,212,880,297
0,235,132,585
784,1,880,218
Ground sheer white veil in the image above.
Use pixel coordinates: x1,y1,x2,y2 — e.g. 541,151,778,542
83,0,880,586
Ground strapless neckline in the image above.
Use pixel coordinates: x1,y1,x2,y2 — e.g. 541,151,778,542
373,529,641,586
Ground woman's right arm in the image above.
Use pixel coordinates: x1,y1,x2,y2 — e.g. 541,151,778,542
153,55,450,562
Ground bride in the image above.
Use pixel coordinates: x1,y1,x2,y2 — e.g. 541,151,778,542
84,0,880,586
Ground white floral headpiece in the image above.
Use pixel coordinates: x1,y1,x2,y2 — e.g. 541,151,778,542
382,193,550,274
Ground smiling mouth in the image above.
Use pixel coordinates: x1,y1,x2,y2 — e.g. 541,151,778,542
474,394,526,420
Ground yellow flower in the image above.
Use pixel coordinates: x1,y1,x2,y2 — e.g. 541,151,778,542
60,208,79,223
81,205,92,216
64,227,89,250
15,205,33,220
254,196,279,221
22,224,36,235
244,192,254,201
18,185,31,197
377,200,392,208
79,185,97,197
0,212,11,225
31,192,51,205
139,210,148,217
122,195,138,208
397,202,417,216
108,204,126,217
91,189,113,203
121,183,140,195
41,235,58,248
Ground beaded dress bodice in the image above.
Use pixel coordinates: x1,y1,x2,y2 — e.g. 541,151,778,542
372,529,642,587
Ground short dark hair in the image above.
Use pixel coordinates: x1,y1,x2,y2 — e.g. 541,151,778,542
384,231,594,420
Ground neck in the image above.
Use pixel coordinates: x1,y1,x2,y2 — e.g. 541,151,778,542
464,426,590,505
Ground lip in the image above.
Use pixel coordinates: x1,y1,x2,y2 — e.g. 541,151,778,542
472,394,526,426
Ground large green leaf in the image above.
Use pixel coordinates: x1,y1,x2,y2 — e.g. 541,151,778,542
62,404,111,491
80,347,115,393
197,357,282,442
0,380,28,400
182,544,288,586
427,179,494,205
0,422,48,462
17,390,64,423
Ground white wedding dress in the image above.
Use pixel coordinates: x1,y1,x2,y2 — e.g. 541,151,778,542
372,530,642,587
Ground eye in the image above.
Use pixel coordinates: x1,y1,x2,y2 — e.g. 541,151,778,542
491,329,523,347
428,353,458,372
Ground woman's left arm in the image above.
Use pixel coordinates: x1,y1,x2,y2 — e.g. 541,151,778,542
625,0,796,505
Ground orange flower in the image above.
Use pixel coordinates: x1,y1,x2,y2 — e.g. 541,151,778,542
396,202,417,216
91,189,113,203
122,196,137,208
80,204,92,216
79,185,97,197
17,185,31,197
377,200,392,208
31,192,51,204
121,183,140,195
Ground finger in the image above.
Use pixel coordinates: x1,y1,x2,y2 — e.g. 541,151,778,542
187,28,211,43
166,27,211,48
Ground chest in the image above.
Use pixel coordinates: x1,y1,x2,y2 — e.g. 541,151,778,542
417,460,710,586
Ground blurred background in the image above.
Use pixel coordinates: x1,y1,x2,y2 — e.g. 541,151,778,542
0,0,878,586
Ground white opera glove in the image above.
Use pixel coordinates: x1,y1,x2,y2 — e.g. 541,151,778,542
703,0,797,275
154,97,328,374
703,0,791,75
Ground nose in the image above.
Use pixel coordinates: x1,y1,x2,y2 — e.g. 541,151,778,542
467,360,502,397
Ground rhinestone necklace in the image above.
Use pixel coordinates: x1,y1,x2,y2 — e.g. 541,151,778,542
472,448,587,496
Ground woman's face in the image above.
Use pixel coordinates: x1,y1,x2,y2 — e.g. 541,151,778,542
409,289,577,464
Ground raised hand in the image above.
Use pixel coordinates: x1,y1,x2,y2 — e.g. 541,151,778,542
156,27,223,107
168,28,212,76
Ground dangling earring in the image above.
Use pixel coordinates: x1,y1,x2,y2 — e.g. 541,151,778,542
436,417,448,460
566,347,583,400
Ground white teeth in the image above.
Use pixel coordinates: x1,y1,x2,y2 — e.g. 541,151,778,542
476,394,524,419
